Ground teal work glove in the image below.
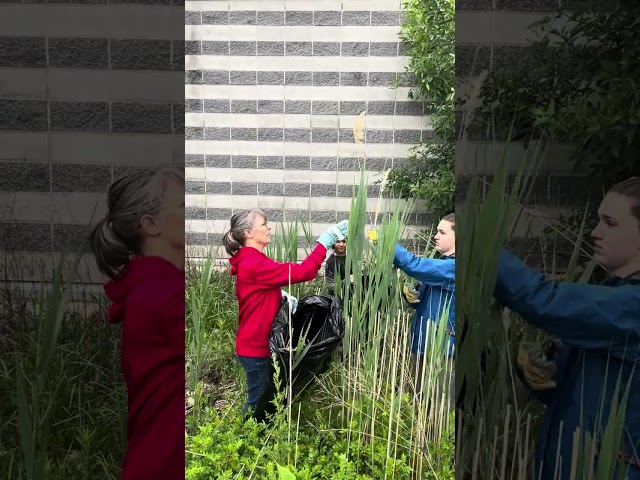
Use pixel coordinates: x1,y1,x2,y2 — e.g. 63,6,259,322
317,220,349,249
281,290,298,314
335,220,349,238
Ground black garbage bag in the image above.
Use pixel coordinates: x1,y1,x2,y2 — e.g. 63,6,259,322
252,295,344,422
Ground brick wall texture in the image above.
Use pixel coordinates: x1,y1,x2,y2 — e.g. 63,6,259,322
0,1,183,285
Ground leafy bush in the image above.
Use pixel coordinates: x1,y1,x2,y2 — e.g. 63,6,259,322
185,398,418,480
385,0,455,217
475,2,640,186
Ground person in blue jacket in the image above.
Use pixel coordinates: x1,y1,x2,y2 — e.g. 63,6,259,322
392,213,456,405
493,177,640,480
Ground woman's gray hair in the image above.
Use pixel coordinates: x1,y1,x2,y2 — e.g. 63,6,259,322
222,209,266,256
89,167,184,278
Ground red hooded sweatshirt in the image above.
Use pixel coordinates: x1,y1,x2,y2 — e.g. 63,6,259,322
103,256,185,480
229,243,327,357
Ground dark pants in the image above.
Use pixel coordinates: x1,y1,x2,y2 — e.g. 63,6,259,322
237,355,270,416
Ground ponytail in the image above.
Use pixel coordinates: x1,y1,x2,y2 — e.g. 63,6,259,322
222,209,267,256
90,167,184,278
222,229,243,257
89,217,133,278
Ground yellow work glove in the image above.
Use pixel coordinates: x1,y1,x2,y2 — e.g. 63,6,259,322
516,339,562,391
402,283,421,304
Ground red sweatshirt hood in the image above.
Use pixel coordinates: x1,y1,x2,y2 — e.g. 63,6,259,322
228,246,264,276
103,256,182,324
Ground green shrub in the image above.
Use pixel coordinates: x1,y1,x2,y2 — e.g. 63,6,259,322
385,0,455,217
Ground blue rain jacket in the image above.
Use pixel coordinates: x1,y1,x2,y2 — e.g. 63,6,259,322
393,244,455,357
494,249,640,480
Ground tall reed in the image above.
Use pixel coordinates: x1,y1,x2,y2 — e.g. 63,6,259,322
456,150,633,479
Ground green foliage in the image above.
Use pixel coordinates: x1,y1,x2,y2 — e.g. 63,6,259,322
475,2,640,186
1,286,125,479
385,0,455,217
185,354,421,480
185,400,418,480
185,178,454,478
401,0,455,104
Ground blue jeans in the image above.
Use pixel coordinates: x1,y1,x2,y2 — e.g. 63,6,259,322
237,355,270,415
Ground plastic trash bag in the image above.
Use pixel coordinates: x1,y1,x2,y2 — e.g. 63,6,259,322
253,295,345,422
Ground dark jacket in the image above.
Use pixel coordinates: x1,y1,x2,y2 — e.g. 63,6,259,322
325,253,346,295
494,249,640,480
393,244,455,357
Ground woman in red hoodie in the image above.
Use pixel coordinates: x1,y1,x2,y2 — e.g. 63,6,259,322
88,167,185,480
223,209,348,416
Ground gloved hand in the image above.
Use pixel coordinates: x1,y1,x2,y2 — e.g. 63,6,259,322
281,290,298,314
402,282,421,304
335,219,349,238
516,339,563,390
317,220,349,249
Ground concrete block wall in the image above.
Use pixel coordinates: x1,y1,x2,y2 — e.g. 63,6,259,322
184,0,434,260
0,1,183,287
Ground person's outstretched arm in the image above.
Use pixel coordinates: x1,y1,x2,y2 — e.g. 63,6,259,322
255,243,327,287
253,220,349,288
393,244,455,290
494,249,640,357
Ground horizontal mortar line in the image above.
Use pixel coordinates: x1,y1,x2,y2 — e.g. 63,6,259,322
184,205,400,216
186,55,409,72
185,193,427,212
189,97,426,107
0,98,181,106
0,192,106,224
185,168,390,184
0,69,184,102
184,157,407,171
0,131,184,165
0,64,181,73
185,25,403,42
455,141,580,175
184,245,329,262
184,113,428,129
0,126,179,135
186,219,420,237
185,140,415,157
187,223,428,240
185,251,343,266
455,11,567,46
185,85,415,101
185,1,404,12
0,5,184,39
0,250,99,264
0,281,106,298
186,249,437,263
185,133,424,145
